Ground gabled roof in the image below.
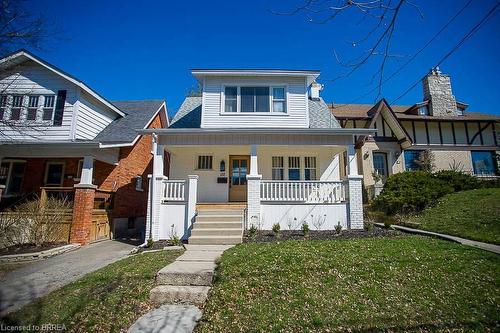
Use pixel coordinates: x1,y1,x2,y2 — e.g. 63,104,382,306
169,96,341,129
94,100,166,146
0,49,125,117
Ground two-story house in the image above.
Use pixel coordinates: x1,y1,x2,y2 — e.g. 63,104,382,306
141,69,374,245
0,50,168,244
330,68,499,197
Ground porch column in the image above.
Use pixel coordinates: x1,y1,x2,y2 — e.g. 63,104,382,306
247,145,261,229
70,155,97,245
0,156,4,202
346,144,363,229
186,175,198,239
145,134,165,241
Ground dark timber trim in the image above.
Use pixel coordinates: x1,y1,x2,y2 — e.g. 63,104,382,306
469,122,491,145
411,121,417,144
464,121,470,144
424,121,430,145
451,122,456,144
438,121,443,145
382,118,387,137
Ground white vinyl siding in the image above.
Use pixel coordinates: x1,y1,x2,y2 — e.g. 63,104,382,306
74,92,116,140
201,76,308,128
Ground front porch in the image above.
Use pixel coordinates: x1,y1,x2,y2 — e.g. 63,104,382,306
144,128,372,243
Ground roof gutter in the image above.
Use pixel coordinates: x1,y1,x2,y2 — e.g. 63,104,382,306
137,127,376,136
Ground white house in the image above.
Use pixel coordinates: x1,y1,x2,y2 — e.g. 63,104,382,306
141,69,374,244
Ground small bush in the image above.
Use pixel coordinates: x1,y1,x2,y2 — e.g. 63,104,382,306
272,223,280,236
301,223,310,237
373,171,453,215
434,170,479,192
364,221,373,231
146,238,154,248
248,224,257,238
334,222,342,235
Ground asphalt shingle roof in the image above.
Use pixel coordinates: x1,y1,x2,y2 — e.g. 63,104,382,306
94,100,165,144
169,96,341,129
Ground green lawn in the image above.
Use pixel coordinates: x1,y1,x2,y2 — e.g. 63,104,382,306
407,188,500,245
197,237,500,332
2,249,183,333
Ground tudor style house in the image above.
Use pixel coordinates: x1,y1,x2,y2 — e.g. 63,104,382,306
142,69,373,245
330,68,499,197
0,50,168,244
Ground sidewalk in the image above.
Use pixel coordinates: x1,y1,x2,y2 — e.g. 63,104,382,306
376,223,500,255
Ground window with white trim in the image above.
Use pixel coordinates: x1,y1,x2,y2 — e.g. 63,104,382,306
288,156,300,180
224,86,237,112
271,156,284,180
44,162,65,186
10,95,23,120
272,87,286,112
0,95,7,120
43,95,55,121
27,96,39,121
304,157,317,180
241,87,269,112
0,160,26,195
197,155,213,170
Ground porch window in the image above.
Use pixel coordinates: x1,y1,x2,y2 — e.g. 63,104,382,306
0,95,7,120
42,95,55,121
241,87,269,113
44,162,65,186
27,96,39,121
224,87,237,112
471,151,497,176
272,156,284,180
0,160,26,195
304,157,317,180
10,95,23,120
197,155,213,170
272,87,286,113
288,156,300,180
373,152,389,177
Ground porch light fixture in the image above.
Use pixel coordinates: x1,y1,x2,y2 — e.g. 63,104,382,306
220,160,226,172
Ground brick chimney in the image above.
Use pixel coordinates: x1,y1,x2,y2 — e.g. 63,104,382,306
422,67,458,116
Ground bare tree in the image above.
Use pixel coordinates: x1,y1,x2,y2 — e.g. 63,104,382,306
273,0,423,98
0,0,58,141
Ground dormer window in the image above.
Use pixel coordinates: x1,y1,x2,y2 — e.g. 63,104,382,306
10,95,23,120
222,86,287,114
42,95,55,120
456,108,464,116
418,105,429,116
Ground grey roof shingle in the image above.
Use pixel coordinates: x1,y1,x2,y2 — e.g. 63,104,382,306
169,96,202,128
308,98,341,128
169,96,341,129
94,100,165,144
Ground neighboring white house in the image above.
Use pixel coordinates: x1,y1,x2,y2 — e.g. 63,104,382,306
141,69,375,244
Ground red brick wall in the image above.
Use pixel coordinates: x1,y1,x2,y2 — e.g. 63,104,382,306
21,158,81,193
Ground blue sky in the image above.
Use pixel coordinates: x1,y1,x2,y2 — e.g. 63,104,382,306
26,0,500,117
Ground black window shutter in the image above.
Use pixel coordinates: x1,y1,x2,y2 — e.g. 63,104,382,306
53,90,67,126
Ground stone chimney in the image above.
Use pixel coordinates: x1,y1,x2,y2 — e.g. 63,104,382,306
422,67,458,116
310,81,323,101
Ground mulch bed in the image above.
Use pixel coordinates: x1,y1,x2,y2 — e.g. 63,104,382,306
0,242,67,255
243,227,400,243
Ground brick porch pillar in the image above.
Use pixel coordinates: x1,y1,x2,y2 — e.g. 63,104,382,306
70,156,96,245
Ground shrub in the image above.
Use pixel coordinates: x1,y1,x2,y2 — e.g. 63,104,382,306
248,224,257,238
334,222,342,235
434,170,479,192
272,223,280,236
301,222,310,237
373,171,453,215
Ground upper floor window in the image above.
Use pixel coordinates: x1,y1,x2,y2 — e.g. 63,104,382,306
0,95,7,120
456,108,464,116
27,96,39,121
10,95,23,120
223,86,287,114
418,106,429,116
43,95,55,121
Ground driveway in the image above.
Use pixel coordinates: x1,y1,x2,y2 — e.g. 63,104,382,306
0,240,137,316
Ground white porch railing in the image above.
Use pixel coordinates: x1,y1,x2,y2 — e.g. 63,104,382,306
162,179,186,201
260,180,345,203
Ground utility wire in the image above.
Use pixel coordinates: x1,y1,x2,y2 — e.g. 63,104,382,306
391,1,500,104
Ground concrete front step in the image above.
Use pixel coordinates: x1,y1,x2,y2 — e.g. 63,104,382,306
191,228,243,237
193,221,243,229
195,214,242,222
196,209,244,216
156,260,216,286
189,235,242,245
150,285,211,306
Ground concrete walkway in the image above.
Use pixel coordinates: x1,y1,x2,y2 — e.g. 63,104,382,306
0,240,137,316
129,244,233,333
377,223,500,255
